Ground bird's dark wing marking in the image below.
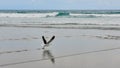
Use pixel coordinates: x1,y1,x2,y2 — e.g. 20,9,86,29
42,36,47,44
47,36,55,44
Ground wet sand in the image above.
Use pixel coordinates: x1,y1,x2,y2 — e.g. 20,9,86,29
0,27,120,68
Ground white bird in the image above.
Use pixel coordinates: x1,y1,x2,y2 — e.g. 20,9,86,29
42,36,55,49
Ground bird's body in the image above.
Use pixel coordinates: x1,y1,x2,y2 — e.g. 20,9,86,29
42,44,50,49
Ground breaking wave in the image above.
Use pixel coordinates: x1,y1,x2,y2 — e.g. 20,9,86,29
0,12,120,18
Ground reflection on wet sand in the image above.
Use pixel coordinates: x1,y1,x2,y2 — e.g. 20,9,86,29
42,49,55,63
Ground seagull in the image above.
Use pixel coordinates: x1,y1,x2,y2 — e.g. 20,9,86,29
42,36,55,49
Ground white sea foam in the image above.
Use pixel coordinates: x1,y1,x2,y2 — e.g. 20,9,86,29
70,13,120,17
0,12,58,18
0,12,120,18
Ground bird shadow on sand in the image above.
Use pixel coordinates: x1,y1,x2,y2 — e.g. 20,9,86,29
42,49,55,64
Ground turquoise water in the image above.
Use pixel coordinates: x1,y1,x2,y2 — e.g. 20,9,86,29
0,10,120,14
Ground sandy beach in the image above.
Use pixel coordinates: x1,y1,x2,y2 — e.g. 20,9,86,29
0,26,120,68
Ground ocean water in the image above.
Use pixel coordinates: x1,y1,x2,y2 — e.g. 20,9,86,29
0,10,120,30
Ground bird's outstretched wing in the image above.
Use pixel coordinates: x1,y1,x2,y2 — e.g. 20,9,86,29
47,36,55,44
42,36,47,44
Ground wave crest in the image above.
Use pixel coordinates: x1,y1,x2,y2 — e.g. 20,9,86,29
0,12,120,18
